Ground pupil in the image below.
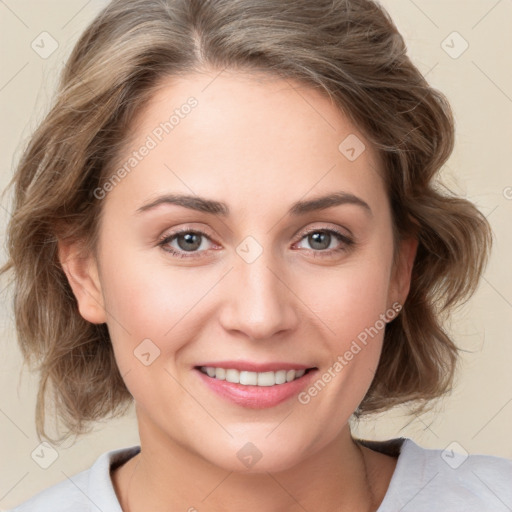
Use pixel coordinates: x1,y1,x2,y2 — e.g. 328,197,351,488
310,232,329,250
178,232,201,251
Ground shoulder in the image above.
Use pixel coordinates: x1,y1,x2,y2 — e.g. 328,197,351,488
8,445,141,512
7,471,90,512
375,437,512,512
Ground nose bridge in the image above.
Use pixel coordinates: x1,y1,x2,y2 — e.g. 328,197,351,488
220,235,297,340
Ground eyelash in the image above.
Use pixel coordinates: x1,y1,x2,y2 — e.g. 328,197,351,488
157,226,355,260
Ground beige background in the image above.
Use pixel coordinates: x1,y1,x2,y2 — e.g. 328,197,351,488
1,0,511,509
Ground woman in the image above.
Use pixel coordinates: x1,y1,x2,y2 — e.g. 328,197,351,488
3,0,511,510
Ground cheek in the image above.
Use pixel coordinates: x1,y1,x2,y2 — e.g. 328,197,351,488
294,257,394,424
298,252,393,344
294,239,394,394
98,259,206,412
97,249,208,372
313,264,390,376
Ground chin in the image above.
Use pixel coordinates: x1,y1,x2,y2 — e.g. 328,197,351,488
196,432,313,474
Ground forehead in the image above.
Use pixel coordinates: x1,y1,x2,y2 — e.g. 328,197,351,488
106,70,386,217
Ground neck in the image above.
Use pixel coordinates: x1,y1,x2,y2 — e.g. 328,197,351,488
112,414,389,512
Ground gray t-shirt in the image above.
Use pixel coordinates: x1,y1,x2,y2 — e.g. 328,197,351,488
9,437,512,511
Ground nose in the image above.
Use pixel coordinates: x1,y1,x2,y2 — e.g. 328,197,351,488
218,242,299,341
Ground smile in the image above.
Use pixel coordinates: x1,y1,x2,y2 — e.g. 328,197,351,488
198,366,312,386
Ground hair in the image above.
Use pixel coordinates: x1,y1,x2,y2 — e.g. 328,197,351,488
1,0,492,443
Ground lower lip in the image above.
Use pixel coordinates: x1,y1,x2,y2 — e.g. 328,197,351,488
194,368,318,408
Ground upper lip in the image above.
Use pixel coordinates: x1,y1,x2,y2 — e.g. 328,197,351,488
194,360,317,372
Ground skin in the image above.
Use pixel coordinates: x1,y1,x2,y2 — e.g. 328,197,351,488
59,69,417,511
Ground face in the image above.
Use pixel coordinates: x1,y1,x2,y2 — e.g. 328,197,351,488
62,70,415,473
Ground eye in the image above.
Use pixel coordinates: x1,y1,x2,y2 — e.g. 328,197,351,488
158,228,216,259
294,227,354,257
158,226,354,260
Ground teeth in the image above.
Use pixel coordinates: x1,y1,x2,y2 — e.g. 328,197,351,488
240,371,258,385
200,366,310,386
258,371,275,386
275,370,287,385
225,369,239,383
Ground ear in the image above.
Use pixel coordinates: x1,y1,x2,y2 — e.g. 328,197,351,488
388,236,418,309
57,239,107,324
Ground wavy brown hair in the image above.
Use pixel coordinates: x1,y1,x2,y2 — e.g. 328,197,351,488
1,0,492,442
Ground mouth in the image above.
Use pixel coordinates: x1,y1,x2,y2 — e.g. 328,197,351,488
193,363,319,408
195,366,317,387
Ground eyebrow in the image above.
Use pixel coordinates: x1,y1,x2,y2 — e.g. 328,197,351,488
136,191,372,217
